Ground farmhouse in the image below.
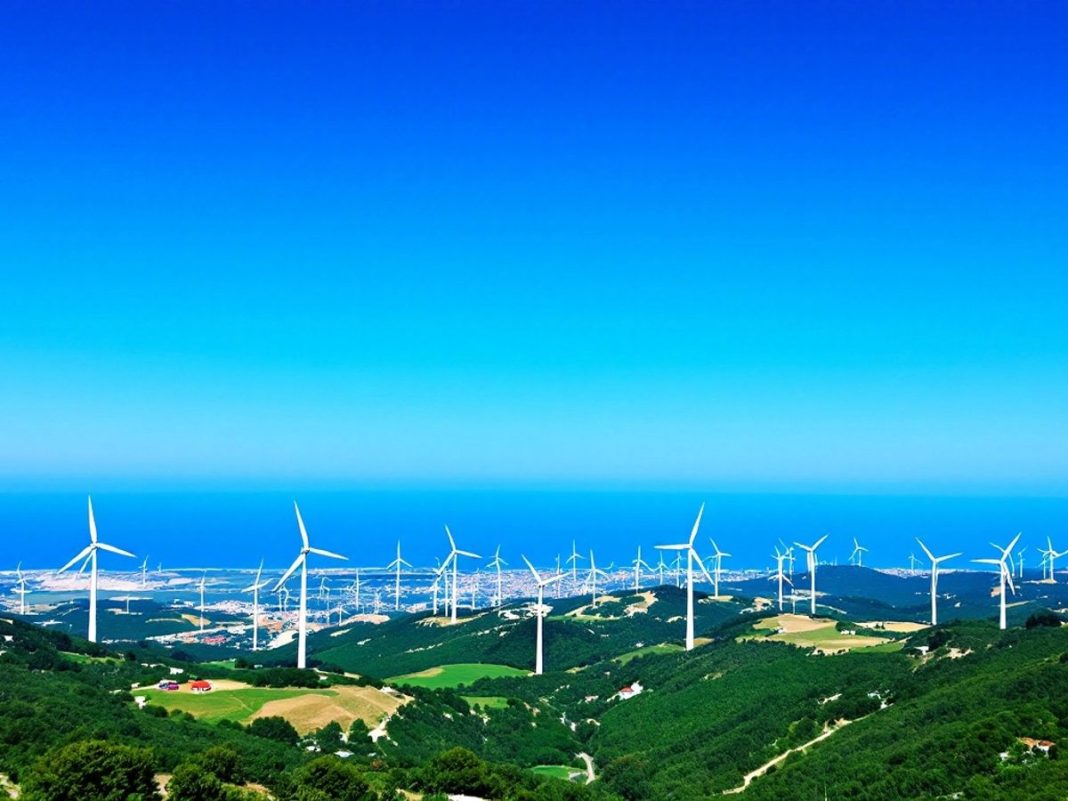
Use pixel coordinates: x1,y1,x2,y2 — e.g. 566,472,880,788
1019,737,1056,756
190,680,213,693
616,682,644,700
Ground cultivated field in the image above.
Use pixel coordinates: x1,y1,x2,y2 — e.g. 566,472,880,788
743,614,894,654
387,663,529,689
615,643,684,664
530,765,584,782
139,681,404,733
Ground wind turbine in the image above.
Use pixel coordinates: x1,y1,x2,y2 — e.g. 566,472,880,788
554,554,563,598
672,552,683,587
566,541,585,584
908,553,918,573
242,560,268,651
1016,547,1026,579
522,556,564,674
708,539,731,599
13,563,28,615
430,559,446,616
850,537,868,568
585,550,609,604
656,553,667,586
631,546,651,592
444,526,480,624
771,547,792,611
272,502,348,669
197,573,207,632
140,557,149,589
915,538,961,626
350,570,362,612
387,541,411,611
57,497,135,643
655,504,715,651
488,546,507,607
793,535,829,616
973,532,1021,630
1045,537,1066,583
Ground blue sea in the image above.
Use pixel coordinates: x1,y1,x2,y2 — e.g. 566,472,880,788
0,489,1065,573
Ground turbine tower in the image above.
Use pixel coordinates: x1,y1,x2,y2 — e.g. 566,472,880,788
57,497,135,643
771,547,792,611
522,556,564,674
197,573,207,632
13,563,29,615
585,550,609,604
242,560,268,651
793,535,829,616
444,526,480,624
655,504,714,651
915,538,961,626
973,532,1021,630
273,502,347,669
850,537,868,568
631,546,651,592
708,539,731,598
387,541,412,611
488,546,507,607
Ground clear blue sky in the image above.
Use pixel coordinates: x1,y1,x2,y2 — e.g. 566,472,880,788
1,1,1066,493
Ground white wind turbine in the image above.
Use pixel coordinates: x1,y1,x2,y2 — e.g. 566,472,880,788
793,535,829,616
273,502,347,669
140,557,149,589
585,550,610,604
430,560,445,616
915,538,961,626
350,570,362,612
631,546,651,592
656,553,667,586
1045,537,1066,583
488,546,507,607
444,526,480,624
973,532,1021,630
554,554,564,598
57,497,136,643
1015,547,1026,579
771,547,793,611
387,541,411,611
13,563,29,615
850,537,868,568
566,541,585,584
908,553,919,573
242,560,268,651
708,539,731,599
656,504,715,651
522,556,564,674
197,573,207,632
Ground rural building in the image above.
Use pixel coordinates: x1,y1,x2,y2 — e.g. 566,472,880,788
190,680,213,693
617,682,644,700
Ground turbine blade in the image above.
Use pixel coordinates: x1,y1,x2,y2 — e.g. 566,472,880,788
688,503,706,546
522,555,541,582
656,543,689,551
813,534,829,550
1005,532,1023,556
308,547,347,561
97,542,135,558
87,496,98,543
915,537,936,562
294,501,309,549
273,554,304,591
692,550,715,585
457,549,481,559
445,525,456,551
58,545,94,574
935,552,963,564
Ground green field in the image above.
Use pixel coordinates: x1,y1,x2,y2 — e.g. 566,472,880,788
387,663,529,689
461,695,510,709
139,686,311,723
615,643,685,664
531,765,583,782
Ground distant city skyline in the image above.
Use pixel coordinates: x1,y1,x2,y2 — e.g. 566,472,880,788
1,3,1066,492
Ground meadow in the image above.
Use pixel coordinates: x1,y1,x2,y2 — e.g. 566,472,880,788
386,663,529,689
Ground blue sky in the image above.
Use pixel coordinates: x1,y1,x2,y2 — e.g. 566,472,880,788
1,1,1066,492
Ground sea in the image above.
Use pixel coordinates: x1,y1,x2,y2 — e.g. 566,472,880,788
1,489,1065,575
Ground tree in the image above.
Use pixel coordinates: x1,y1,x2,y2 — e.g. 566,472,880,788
347,718,371,747
313,722,344,754
293,757,374,801
249,716,299,746
20,740,160,801
166,763,227,801
195,746,244,784
419,748,499,798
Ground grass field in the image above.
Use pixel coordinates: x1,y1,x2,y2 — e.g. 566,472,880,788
614,643,685,664
387,663,529,689
743,614,892,654
139,681,404,733
461,695,510,709
531,765,583,782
